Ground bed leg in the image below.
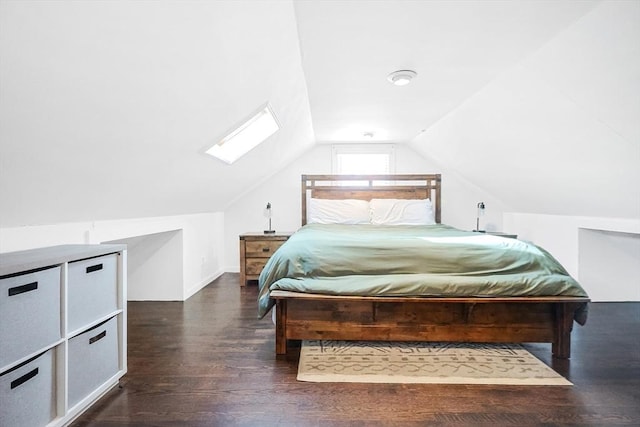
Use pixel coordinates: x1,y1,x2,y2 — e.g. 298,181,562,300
553,303,574,359
275,300,287,355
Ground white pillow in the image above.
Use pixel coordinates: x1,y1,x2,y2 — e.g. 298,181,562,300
370,198,435,225
307,198,371,224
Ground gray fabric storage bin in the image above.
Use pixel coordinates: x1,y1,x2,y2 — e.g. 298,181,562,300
68,315,119,408
0,266,61,369
0,348,56,427
67,254,118,332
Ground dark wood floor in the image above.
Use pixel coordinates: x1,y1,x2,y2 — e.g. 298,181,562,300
73,273,640,426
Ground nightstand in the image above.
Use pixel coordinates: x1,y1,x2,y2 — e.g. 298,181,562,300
239,232,293,286
486,231,518,239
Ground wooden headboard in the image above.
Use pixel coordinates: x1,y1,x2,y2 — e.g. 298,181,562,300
301,174,441,225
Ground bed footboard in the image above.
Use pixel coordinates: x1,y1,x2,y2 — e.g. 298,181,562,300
272,291,589,359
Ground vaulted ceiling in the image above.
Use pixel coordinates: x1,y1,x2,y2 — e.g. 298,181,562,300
1,0,637,227
295,0,600,142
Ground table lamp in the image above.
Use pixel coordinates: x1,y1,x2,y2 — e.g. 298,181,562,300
264,202,275,234
475,201,485,232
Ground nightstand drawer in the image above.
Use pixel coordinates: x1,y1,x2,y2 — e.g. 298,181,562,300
245,240,286,257
246,258,269,275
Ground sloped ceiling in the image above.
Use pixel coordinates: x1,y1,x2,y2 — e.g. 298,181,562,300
1,0,637,227
0,0,314,226
294,0,601,143
410,0,640,218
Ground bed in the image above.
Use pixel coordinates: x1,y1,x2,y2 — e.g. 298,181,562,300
258,174,589,358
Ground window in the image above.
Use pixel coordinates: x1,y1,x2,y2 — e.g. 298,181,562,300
206,104,279,164
332,144,395,175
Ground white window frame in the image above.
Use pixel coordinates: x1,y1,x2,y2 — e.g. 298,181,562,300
331,144,396,175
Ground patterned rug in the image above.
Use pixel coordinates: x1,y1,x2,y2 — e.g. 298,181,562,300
297,341,571,385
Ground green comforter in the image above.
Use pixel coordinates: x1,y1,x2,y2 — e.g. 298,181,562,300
258,224,588,319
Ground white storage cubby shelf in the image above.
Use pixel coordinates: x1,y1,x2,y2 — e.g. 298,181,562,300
0,244,127,427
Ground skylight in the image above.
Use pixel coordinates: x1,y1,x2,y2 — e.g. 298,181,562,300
206,104,279,164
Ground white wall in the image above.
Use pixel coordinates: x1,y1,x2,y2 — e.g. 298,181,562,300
106,231,184,301
504,213,640,301
223,143,511,272
0,213,225,300
578,229,640,302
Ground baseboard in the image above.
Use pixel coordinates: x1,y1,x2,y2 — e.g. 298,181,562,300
185,270,224,300
225,265,240,273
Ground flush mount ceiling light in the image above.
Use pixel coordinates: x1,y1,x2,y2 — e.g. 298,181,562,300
387,69,417,86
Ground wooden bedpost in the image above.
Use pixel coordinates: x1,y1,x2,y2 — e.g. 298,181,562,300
433,174,441,224
552,303,575,359
301,175,307,226
275,299,287,355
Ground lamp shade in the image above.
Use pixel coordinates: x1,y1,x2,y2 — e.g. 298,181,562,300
477,202,485,217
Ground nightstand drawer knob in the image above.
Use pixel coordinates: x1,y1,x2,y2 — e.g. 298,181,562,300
262,248,270,252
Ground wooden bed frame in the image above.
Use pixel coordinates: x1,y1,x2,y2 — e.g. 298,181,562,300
272,174,589,359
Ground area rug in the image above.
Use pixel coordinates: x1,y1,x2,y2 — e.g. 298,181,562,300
297,341,571,385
